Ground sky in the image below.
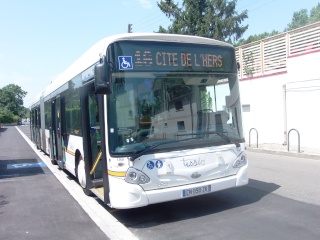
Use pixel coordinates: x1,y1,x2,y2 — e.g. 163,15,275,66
0,0,319,107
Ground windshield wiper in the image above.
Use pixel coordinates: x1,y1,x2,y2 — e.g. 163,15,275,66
216,132,240,148
130,136,203,161
130,140,176,161
176,131,240,148
130,132,240,161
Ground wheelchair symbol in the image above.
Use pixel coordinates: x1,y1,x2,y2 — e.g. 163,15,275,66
118,56,133,70
147,161,154,170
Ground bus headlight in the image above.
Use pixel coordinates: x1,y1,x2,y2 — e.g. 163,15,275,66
125,168,150,184
233,153,247,168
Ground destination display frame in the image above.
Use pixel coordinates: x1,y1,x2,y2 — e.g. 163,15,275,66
113,41,236,73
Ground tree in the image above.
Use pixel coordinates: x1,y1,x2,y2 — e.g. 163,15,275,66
285,4,320,31
285,9,309,31
236,2,320,46
235,30,279,46
309,3,320,24
0,84,27,123
0,106,15,124
157,0,248,43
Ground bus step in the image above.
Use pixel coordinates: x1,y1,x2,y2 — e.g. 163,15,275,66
57,160,64,169
91,178,103,188
91,187,104,201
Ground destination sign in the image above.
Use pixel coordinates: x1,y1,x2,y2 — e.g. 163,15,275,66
114,41,235,72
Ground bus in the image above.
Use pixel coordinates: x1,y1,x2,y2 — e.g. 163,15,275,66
30,33,248,209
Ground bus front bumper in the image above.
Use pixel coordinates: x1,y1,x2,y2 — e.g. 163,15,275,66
108,164,248,209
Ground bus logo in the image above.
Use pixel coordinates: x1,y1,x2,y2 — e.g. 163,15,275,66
191,172,201,179
118,56,133,70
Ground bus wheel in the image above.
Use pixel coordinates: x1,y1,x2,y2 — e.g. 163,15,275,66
77,159,92,196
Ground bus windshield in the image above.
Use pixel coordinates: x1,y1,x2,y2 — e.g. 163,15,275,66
107,41,244,156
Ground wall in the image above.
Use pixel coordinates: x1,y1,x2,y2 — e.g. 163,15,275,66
240,51,320,148
236,22,320,148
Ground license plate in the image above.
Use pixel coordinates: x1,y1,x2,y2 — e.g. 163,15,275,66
182,185,211,198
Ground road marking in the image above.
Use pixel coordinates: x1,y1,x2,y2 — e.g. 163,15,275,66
7,162,47,169
0,172,54,179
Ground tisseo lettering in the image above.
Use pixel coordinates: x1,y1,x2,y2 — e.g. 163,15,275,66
183,158,205,167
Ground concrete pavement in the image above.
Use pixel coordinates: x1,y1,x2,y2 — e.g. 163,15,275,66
247,143,320,160
0,125,110,239
0,126,139,240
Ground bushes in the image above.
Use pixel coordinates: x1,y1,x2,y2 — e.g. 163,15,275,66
0,84,28,124
0,107,20,124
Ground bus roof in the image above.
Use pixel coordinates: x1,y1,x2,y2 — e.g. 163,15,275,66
34,33,233,106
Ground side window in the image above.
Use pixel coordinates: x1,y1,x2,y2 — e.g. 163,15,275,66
65,76,82,135
89,92,99,128
44,100,51,129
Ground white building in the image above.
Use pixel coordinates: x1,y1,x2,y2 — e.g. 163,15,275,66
236,22,320,149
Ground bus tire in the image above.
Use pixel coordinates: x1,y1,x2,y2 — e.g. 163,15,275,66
76,158,92,196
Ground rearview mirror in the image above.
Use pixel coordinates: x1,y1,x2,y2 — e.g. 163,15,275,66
94,56,112,94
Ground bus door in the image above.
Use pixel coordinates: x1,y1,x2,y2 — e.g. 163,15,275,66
35,107,41,149
81,82,109,200
52,96,66,167
88,91,102,179
51,100,58,162
82,90,102,179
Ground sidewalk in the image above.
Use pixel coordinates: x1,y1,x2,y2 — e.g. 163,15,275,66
0,126,109,240
14,125,139,240
247,143,320,160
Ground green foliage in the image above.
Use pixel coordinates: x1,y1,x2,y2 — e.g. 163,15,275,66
200,87,213,110
285,4,320,31
238,3,320,45
285,9,309,31
0,107,15,123
242,51,254,77
157,0,248,43
235,31,279,46
310,3,320,23
0,84,27,123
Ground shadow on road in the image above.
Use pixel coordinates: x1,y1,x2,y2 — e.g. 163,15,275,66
0,126,8,134
0,195,9,214
110,179,280,228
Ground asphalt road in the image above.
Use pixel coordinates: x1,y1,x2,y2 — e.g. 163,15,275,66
112,152,320,240
1,125,320,240
248,151,320,206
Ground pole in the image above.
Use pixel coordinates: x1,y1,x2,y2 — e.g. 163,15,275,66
128,24,132,33
283,84,287,145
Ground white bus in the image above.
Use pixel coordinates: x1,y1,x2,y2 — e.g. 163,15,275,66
30,33,248,209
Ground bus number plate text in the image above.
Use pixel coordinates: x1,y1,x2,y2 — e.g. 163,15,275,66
182,185,211,198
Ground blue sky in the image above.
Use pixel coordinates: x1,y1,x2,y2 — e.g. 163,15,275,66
0,0,319,107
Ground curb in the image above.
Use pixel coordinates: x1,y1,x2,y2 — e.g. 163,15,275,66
247,147,320,160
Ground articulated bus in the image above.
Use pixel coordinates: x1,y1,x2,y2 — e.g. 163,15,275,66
30,33,248,209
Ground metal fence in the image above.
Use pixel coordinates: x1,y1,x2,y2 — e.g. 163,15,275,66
236,21,320,80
